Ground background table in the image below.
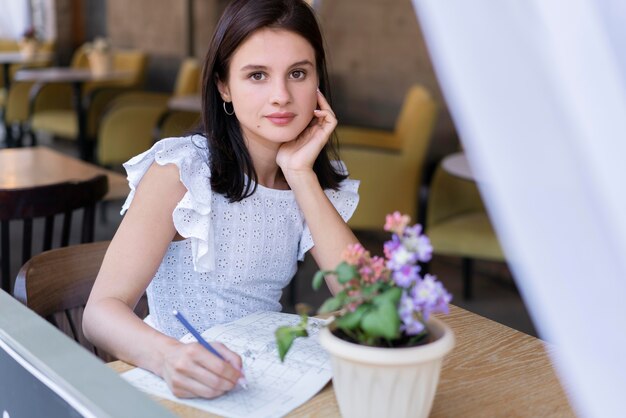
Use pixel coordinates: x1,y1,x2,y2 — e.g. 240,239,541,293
167,94,201,113
14,68,132,161
109,305,575,417
0,52,52,89
441,152,475,182
0,146,129,201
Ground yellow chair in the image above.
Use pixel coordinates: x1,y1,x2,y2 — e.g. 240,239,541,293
0,39,20,113
1,39,55,143
96,57,201,167
154,57,202,139
336,85,438,231
28,48,148,144
426,165,505,299
3,46,88,145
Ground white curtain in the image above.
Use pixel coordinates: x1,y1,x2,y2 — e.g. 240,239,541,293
0,0,30,39
411,0,626,417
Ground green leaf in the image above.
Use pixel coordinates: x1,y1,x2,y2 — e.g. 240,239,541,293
361,282,384,296
372,287,402,306
361,301,400,340
275,326,308,362
312,270,325,290
318,291,347,313
334,304,369,330
336,262,358,284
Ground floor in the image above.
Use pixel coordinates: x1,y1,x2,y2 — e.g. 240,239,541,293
1,130,538,338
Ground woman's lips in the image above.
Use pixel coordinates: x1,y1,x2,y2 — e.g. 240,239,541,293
266,112,296,125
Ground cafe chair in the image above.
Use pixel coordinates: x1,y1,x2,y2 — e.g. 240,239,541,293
13,240,148,362
0,39,20,117
336,84,438,231
425,164,505,299
0,175,108,294
12,241,111,360
0,40,55,145
3,45,88,146
28,48,148,145
96,57,201,167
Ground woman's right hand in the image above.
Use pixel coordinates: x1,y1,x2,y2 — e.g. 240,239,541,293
160,341,243,399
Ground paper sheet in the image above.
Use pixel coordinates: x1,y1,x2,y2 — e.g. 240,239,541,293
122,311,332,418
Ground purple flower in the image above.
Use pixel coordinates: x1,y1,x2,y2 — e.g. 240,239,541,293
402,225,433,263
402,319,425,335
411,274,452,320
386,242,418,270
399,292,425,335
392,264,420,288
383,235,401,259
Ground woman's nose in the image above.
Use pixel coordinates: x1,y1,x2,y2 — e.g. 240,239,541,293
270,80,291,106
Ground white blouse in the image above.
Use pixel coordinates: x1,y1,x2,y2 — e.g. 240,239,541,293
121,135,360,339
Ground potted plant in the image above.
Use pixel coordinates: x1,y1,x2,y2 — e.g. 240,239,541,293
84,37,113,77
20,27,40,58
276,212,455,418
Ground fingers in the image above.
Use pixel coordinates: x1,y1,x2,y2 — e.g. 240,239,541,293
212,341,243,371
314,90,337,130
313,108,337,130
163,342,242,399
316,89,334,115
166,372,227,399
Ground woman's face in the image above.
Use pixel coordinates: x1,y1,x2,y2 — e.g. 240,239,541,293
217,28,319,150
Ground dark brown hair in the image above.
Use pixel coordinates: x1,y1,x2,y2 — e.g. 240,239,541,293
200,0,346,201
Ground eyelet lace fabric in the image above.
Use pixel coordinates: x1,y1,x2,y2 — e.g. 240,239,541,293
121,136,360,339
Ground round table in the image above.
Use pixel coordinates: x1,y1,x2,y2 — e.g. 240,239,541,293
441,152,475,182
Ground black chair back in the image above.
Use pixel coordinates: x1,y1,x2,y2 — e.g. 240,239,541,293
0,175,108,292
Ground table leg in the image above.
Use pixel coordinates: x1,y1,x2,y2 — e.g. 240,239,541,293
1,221,10,293
71,82,92,161
2,63,11,91
1,63,11,148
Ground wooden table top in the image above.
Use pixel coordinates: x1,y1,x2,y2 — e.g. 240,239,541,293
168,94,202,113
108,305,575,417
442,152,476,182
14,67,132,83
0,146,129,201
0,51,52,65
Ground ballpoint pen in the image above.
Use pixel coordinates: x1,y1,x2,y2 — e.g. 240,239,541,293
173,310,248,390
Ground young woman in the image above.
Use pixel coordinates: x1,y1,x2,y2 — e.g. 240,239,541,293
83,0,359,399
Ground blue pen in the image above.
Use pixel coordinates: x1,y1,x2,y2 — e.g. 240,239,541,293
173,310,248,389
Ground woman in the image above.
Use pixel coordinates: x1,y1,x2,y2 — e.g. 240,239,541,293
84,0,359,399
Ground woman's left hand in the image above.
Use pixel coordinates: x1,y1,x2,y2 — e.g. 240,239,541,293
276,90,337,177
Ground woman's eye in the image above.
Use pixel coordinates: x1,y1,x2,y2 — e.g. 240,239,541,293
250,72,265,81
290,70,306,79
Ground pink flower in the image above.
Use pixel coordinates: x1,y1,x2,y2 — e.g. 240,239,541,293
384,211,411,235
359,265,375,283
342,243,367,265
346,289,363,311
370,256,388,282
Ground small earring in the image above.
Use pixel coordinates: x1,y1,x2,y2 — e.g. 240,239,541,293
223,101,235,116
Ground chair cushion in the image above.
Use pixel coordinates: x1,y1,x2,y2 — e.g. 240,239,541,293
336,126,401,151
428,211,505,261
31,110,78,139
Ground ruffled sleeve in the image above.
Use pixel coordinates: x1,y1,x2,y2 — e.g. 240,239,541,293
298,161,360,260
120,135,216,272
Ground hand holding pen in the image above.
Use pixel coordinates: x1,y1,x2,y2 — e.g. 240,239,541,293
173,310,248,390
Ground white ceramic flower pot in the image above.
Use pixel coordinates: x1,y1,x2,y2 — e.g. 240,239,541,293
318,317,454,418
88,51,113,77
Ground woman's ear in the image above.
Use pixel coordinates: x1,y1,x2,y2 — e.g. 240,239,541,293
216,76,231,102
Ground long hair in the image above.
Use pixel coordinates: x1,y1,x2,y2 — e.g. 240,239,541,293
201,0,346,201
